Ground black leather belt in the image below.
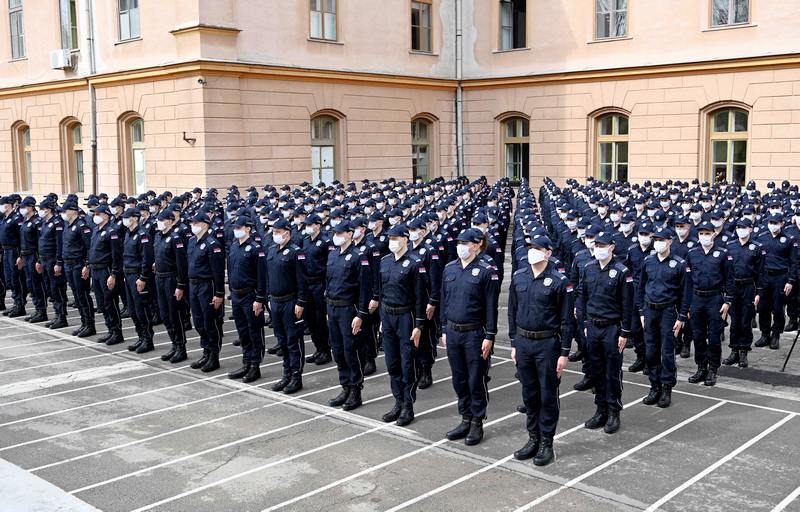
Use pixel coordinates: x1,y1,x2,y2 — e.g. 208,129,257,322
325,298,351,307
766,269,787,276
88,263,109,270
1,245,16,250
20,250,33,256
189,278,210,284
307,276,324,284
694,289,721,297
517,328,557,340
271,293,296,303
123,268,139,275
447,321,483,332
233,287,255,296
734,278,754,285
65,259,83,265
383,305,412,315
588,317,619,327
645,300,675,310
156,271,176,278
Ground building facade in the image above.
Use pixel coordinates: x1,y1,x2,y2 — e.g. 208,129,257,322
0,0,798,196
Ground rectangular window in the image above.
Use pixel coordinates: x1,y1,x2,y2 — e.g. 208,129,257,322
73,125,84,193
118,0,140,41
310,0,336,41
9,0,24,59
411,1,431,53
596,0,627,39
59,0,78,50
499,0,526,50
712,0,749,26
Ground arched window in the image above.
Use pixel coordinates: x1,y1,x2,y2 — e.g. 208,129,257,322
503,117,529,183
412,118,432,182
11,122,31,191
596,113,629,182
119,113,145,195
709,108,748,185
311,115,337,184
61,119,84,193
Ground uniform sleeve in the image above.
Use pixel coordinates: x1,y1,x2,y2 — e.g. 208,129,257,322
636,260,647,313
620,268,634,337
791,241,800,286
678,260,690,322
110,229,123,274
441,269,449,326
55,222,64,266
723,251,735,304
756,247,766,294
175,237,189,290
507,278,517,347
370,245,381,301
559,280,575,356
255,246,267,303
356,252,372,318
577,264,587,327
425,247,441,306
483,268,500,341
210,242,226,298
139,233,154,281
413,261,427,328
295,248,309,306
80,224,93,256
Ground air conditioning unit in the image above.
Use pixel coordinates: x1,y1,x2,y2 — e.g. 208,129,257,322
50,50,75,70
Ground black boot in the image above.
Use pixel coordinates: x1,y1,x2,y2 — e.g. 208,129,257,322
97,331,113,344
28,309,47,323
363,357,376,376
770,332,780,350
315,351,332,365
513,433,540,460
533,438,555,466
584,406,608,429
105,330,124,346
120,306,130,319
643,385,661,405
161,343,178,362
201,352,220,372
680,341,691,359
418,367,433,390
272,374,291,392
722,350,739,366
283,372,302,392
604,410,621,434
382,400,403,423
628,355,645,373
71,319,86,337
657,386,672,408
170,344,187,363
342,386,362,411
516,404,527,414
266,342,282,355
78,323,96,338
228,363,250,380
738,349,749,368
329,386,351,407
232,338,241,347
704,368,718,386
464,418,484,446
573,376,593,392
8,305,25,318
191,349,210,369
306,351,322,364
49,315,68,329
786,318,798,332
754,333,770,347
446,416,472,441
567,349,583,362
396,403,414,427
243,364,262,383
688,365,708,384
128,334,144,352
135,337,154,354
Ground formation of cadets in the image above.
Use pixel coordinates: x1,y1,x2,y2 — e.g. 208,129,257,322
0,174,796,467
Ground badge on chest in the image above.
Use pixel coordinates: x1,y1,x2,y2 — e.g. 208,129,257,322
609,269,617,278
345,254,352,261
669,260,677,268
471,268,480,277
402,260,410,268
543,277,552,287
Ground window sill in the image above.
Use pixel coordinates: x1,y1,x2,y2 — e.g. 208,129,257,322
703,23,757,32
8,57,27,62
587,36,632,44
307,37,343,45
492,47,530,54
409,49,438,56
115,37,142,46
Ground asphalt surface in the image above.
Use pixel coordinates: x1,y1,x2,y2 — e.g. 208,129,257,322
1,272,800,511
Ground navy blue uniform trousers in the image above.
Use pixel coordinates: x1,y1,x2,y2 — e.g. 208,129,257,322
516,335,561,438
446,327,490,420
327,304,364,388
380,308,418,405
270,298,304,374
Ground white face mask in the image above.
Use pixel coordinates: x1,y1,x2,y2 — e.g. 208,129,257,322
621,222,633,233
304,205,314,213
768,223,781,234
610,213,621,223
736,228,751,240
681,204,691,213
675,227,689,238
593,246,610,261
456,244,471,261
584,239,595,250
61,212,70,221
409,230,422,241
711,219,724,228
330,219,341,228
565,220,577,230
38,209,48,219
702,202,712,210
577,228,586,238
19,207,29,216
332,234,347,247
94,215,104,226
699,234,714,247
259,216,269,225
304,226,315,236
690,212,701,221
388,239,404,254
527,248,547,265
660,201,670,209
376,202,385,210
638,234,652,246
191,224,203,235
122,218,132,228
272,232,285,245
234,229,247,239
647,209,657,218
654,240,668,253
597,207,608,216
388,217,399,226
354,227,365,240
149,206,157,214
367,221,376,231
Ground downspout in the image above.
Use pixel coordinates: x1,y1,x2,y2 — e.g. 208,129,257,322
86,0,98,194
455,0,464,178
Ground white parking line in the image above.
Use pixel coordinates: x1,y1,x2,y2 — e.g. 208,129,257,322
643,413,795,512
383,393,646,512
126,369,518,512
772,484,800,512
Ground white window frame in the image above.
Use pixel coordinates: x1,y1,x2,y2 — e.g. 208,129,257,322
711,0,750,27
499,0,526,50
311,116,337,184
595,0,628,40
709,109,748,185
411,0,432,53
310,0,337,41
9,0,24,59
59,0,78,50
596,113,629,182
118,0,140,41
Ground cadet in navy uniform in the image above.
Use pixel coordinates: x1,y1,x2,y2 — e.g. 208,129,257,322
723,218,762,368
683,222,734,387
121,208,155,353
636,226,688,409
351,217,381,377
754,213,795,350
442,228,500,447
301,214,332,365
227,216,268,384
508,236,573,466
0,196,26,317
86,205,124,346
18,197,47,323
37,200,68,328
624,222,653,373
325,221,373,412
378,224,429,427
265,218,308,393
180,212,226,373
60,200,96,337
153,209,189,363
581,231,633,435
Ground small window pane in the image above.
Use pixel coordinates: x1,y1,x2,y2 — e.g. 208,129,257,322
713,111,729,133
75,150,84,192
520,119,529,137
310,11,322,38
617,164,628,182
617,115,629,135
734,0,749,24
599,115,613,135
734,111,748,132
712,0,729,26
733,140,747,163
132,119,143,143
713,164,727,183
599,142,613,164
616,142,628,164
599,164,612,182
72,124,82,144
713,140,728,163
506,120,517,138
22,128,30,147
325,0,335,13
614,12,627,37
732,165,746,185
323,12,336,40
